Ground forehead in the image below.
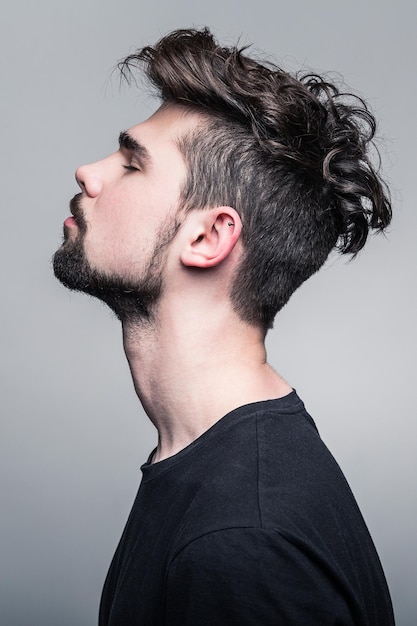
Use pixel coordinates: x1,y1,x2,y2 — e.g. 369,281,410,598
127,105,202,164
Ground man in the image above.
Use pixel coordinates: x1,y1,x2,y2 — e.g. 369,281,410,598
53,27,394,625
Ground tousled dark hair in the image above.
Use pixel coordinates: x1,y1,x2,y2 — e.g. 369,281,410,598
119,28,392,328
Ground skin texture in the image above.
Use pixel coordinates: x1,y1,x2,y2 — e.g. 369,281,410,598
72,109,188,279
54,104,293,462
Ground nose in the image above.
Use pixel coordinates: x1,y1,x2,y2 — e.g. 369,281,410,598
75,162,103,197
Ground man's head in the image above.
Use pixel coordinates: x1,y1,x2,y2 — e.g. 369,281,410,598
120,28,392,328
54,27,392,329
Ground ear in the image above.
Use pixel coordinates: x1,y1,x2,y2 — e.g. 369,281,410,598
180,207,242,268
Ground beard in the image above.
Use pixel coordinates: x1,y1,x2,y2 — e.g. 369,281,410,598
53,195,181,324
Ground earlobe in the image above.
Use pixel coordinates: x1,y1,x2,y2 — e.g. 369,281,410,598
180,207,242,268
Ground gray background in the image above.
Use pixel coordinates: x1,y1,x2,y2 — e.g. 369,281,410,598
1,0,415,624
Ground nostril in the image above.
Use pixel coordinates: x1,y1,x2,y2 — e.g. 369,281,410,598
87,176,103,197
75,167,86,191
75,165,102,197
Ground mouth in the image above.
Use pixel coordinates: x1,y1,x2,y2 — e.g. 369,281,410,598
65,194,87,233
64,215,78,228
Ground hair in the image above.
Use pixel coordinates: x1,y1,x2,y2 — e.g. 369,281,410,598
119,27,392,329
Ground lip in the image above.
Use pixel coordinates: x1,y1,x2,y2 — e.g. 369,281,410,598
64,216,78,227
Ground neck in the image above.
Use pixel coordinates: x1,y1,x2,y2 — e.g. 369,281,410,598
122,304,292,463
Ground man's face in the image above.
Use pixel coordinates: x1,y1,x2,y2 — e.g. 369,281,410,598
53,106,195,321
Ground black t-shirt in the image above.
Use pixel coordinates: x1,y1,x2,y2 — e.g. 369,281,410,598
99,392,394,625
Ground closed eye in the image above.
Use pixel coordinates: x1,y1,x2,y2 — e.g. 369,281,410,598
123,164,140,172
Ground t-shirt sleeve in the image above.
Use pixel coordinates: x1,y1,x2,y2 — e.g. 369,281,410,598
164,527,357,625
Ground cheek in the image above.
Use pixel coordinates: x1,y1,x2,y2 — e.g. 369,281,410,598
83,192,161,274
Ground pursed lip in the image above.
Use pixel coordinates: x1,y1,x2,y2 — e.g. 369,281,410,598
64,216,77,227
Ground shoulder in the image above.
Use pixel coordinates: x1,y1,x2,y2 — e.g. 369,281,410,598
170,394,365,552
169,526,339,582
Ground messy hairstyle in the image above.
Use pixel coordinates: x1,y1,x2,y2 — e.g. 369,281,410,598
119,28,392,328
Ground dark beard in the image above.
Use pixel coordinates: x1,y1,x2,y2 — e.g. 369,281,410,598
53,196,181,323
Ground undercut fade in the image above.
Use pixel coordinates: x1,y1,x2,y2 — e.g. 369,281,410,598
119,28,392,329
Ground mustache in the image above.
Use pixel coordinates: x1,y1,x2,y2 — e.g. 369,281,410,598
69,194,87,232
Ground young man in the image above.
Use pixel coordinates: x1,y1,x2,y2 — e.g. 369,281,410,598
53,28,394,626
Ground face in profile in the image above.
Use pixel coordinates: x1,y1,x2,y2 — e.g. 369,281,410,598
53,106,195,322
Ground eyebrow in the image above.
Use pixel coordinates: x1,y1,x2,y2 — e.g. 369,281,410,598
118,131,152,167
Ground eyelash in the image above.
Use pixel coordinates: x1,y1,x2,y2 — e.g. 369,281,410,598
123,164,140,172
